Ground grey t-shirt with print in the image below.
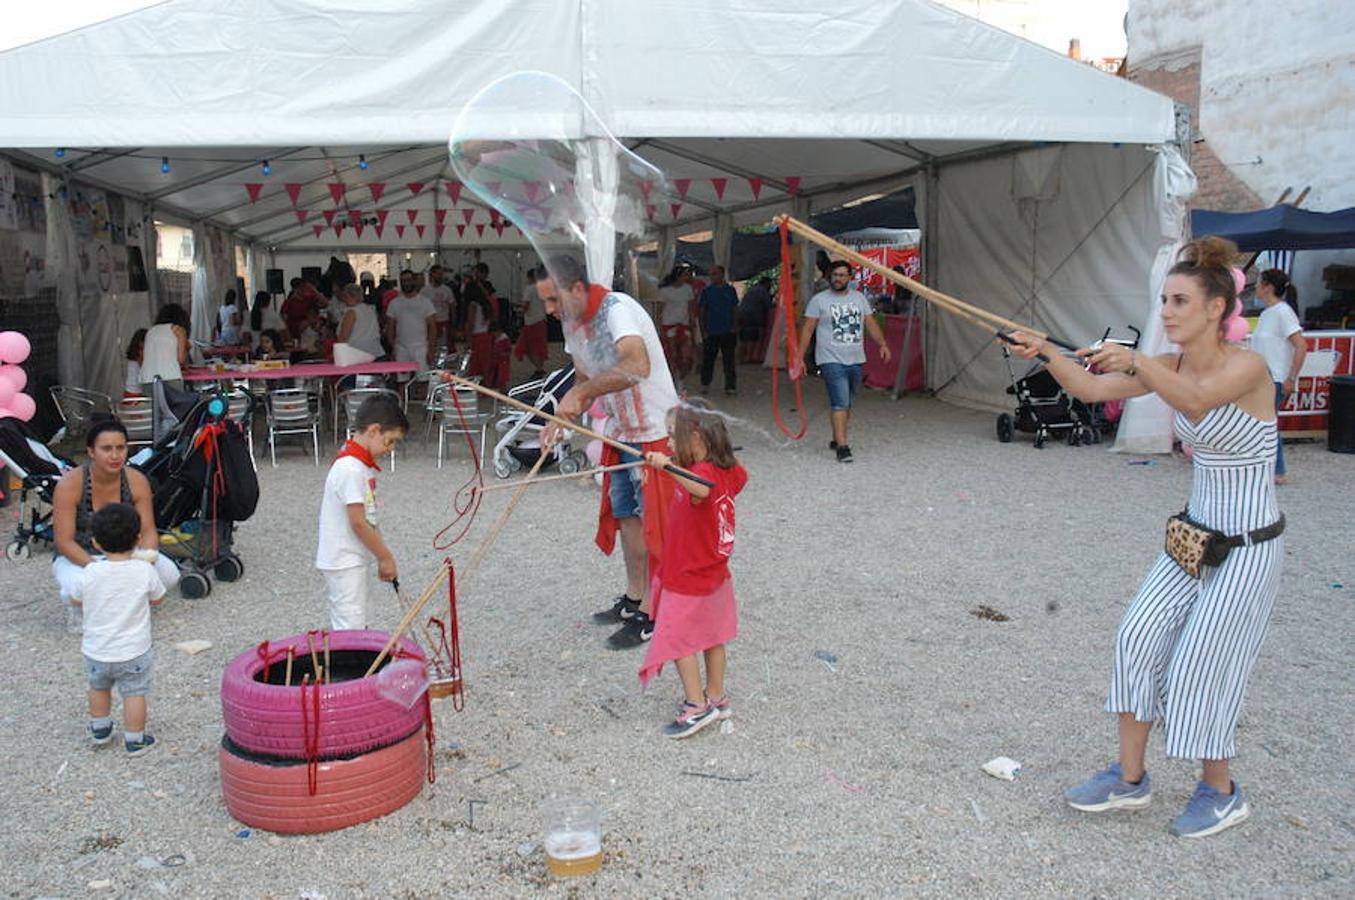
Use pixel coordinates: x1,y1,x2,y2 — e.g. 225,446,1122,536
805,289,872,366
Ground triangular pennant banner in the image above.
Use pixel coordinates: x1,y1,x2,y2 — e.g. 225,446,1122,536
523,181,542,203
333,224,345,238
639,179,654,200
645,204,656,221
285,183,304,205
456,224,466,238
711,177,728,200
376,210,389,227
494,222,505,237
674,178,691,200
322,209,336,226
368,183,386,204
434,209,447,225
312,224,323,239
294,210,309,226
475,224,485,237
446,181,463,205
670,203,683,220
489,209,501,225
354,223,365,238
328,182,346,205
748,177,763,200
436,224,446,238
461,209,475,225
406,209,418,224
395,224,406,238
406,182,424,196
244,183,264,203
785,176,801,196
348,210,362,225
415,224,426,238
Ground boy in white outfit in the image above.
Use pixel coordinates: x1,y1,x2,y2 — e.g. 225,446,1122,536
72,503,167,755
315,396,408,630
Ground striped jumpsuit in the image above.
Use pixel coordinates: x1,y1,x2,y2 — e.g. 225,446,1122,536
1107,404,1283,760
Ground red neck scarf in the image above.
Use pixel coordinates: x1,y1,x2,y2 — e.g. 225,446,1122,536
581,283,609,323
336,438,381,471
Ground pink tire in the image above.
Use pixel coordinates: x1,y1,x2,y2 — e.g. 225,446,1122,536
220,728,427,834
220,629,426,759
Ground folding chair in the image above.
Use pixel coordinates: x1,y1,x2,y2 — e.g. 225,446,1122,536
115,397,155,450
336,386,403,470
432,381,495,469
49,385,113,443
266,387,321,467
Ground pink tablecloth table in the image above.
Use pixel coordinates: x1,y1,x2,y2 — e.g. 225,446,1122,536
183,360,419,382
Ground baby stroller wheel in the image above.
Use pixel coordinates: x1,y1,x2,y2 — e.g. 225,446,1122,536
995,413,1015,444
558,454,581,476
5,540,30,561
181,571,212,599
215,554,244,583
493,457,514,480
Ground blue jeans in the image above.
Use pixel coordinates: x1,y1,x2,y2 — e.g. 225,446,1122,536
819,362,863,411
608,445,644,519
1273,382,1287,476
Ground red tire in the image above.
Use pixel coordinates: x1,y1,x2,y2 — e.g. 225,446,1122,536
221,629,426,759
219,729,427,834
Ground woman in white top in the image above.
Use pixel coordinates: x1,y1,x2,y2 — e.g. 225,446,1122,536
335,283,385,359
140,304,190,392
656,266,696,380
216,289,245,346
1251,269,1307,483
123,329,146,396
249,290,287,338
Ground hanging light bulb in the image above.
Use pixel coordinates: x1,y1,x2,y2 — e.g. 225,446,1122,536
160,156,171,174
358,154,369,170
54,148,67,158
261,159,272,176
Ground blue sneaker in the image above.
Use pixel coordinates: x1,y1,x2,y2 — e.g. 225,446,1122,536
662,700,719,740
1169,781,1249,838
88,721,113,746
125,734,157,757
1064,762,1152,812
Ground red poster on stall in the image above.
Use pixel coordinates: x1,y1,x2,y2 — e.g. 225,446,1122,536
853,246,921,290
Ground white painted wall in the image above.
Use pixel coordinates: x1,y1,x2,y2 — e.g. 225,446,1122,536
1129,0,1355,312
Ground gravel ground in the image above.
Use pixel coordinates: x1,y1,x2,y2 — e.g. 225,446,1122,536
2,359,1352,898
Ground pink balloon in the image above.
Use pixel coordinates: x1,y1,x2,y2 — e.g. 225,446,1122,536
0,408,11,420
0,364,26,392
0,379,14,409
1225,315,1250,343
8,392,35,422
0,331,30,365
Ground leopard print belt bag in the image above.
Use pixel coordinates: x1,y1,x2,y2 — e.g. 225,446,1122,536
1165,511,1285,578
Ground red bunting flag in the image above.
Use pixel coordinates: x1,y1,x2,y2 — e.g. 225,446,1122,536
407,182,424,196
434,209,447,225
333,223,344,238
674,178,691,200
494,222,505,237
354,223,365,238
748,177,763,200
294,210,309,225
645,204,656,221
285,183,304,206
670,203,683,220
461,209,475,225
375,210,389,227
312,224,323,239
322,210,336,226
489,209,501,225
368,183,385,204
711,177,728,200
639,179,654,200
523,181,542,203
406,209,418,224
415,224,426,238
374,224,385,239
327,183,346,205
446,181,463,205
475,224,485,237
456,224,466,238
395,224,406,238
785,176,801,196
348,210,362,225
244,183,264,203
436,224,446,238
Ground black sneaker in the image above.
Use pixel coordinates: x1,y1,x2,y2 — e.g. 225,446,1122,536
607,612,654,649
836,445,853,463
89,721,113,746
592,595,640,624
829,440,838,450
125,734,157,756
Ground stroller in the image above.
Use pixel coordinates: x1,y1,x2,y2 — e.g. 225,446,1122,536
490,366,588,479
135,386,260,598
0,418,75,560
996,326,1140,449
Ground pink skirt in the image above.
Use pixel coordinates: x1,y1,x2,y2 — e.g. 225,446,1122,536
639,576,738,688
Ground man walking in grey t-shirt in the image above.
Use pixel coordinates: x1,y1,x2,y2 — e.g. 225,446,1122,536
794,260,891,462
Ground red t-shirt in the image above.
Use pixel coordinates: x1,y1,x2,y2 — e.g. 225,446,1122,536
655,461,748,594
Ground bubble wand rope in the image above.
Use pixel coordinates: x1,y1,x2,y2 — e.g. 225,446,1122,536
432,385,486,550
440,372,715,489
775,215,1072,362
365,559,453,677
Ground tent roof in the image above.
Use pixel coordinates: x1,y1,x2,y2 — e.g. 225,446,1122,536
0,0,1175,250
1191,204,1355,252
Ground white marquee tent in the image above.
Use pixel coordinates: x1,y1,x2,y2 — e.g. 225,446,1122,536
0,0,1192,450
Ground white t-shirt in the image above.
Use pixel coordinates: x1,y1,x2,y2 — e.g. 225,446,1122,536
387,293,436,353
125,360,143,394
341,303,384,358
564,291,678,443
422,284,455,324
1252,302,1303,382
140,324,182,383
73,558,166,662
315,456,378,571
658,284,694,327
218,304,241,344
521,287,546,326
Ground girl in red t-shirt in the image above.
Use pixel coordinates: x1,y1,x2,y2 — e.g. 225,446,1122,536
639,401,748,739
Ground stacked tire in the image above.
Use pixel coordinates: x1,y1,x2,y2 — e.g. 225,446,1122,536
218,630,430,834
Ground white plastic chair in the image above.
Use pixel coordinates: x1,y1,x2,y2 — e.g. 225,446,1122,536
115,397,155,450
223,389,258,467
432,381,495,468
266,387,321,467
337,386,402,470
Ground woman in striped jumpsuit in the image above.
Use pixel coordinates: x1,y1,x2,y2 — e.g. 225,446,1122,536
1009,237,1283,838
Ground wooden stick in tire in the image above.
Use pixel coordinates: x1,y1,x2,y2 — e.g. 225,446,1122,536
364,565,452,678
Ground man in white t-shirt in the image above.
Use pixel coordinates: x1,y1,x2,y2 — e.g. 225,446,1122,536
385,269,438,377
421,264,456,356
535,256,678,649
514,265,550,378
315,395,409,630
1251,268,1308,483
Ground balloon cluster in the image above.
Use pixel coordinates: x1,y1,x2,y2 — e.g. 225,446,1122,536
0,332,35,422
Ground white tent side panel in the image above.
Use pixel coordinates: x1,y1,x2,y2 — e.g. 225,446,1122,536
929,144,1171,413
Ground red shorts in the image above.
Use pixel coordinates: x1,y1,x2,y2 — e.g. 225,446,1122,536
514,320,547,361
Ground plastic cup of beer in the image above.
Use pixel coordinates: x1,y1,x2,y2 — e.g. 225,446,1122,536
542,798,603,877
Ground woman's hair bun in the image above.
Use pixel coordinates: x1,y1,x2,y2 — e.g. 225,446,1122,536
1177,236,1239,271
